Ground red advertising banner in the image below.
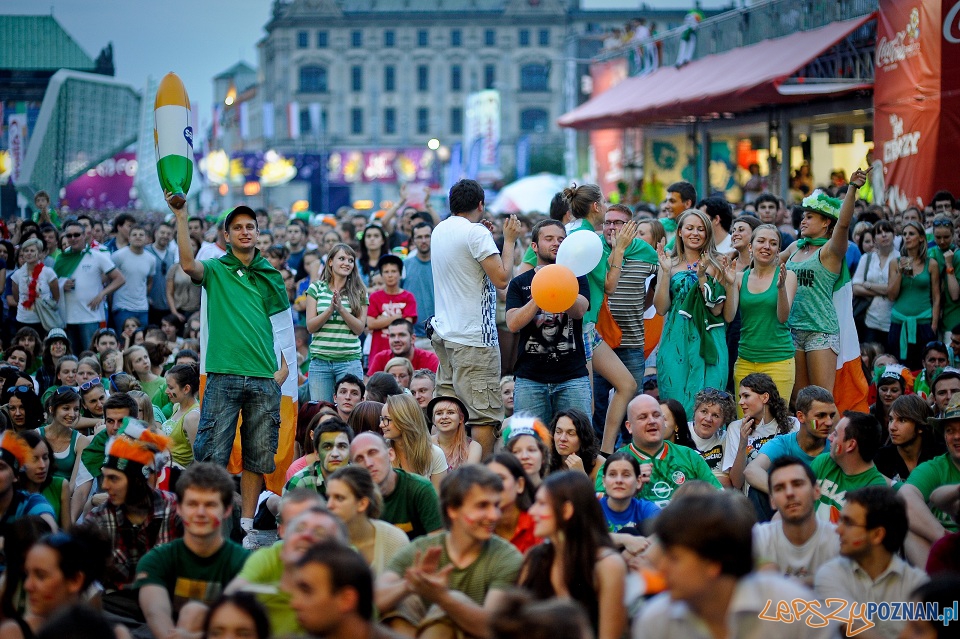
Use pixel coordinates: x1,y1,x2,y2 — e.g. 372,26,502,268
874,0,960,210
589,59,629,199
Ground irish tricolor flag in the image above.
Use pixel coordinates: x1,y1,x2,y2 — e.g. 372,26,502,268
833,273,869,413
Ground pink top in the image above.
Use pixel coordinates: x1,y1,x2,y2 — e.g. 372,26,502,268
285,455,311,481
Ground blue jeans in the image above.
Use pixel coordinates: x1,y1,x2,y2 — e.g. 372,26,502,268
112,309,149,333
195,373,281,474
513,375,592,426
308,358,363,403
66,322,101,354
592,346,646,444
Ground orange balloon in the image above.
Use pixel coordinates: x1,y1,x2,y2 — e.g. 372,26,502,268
531,264,579,313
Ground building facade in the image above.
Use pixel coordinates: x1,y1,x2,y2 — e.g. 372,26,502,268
213,0,693,209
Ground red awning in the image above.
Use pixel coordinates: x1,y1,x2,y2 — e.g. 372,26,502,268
559,13,875,130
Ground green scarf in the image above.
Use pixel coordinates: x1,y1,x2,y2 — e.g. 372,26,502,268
219,249,290,316
54,246,90,278
792,237,851,292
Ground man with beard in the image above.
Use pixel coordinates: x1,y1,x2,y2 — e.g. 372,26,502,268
505,220,590,425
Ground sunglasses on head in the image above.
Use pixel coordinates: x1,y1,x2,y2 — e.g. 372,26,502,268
54,386,77,396
932,219,954,228
79,377,102,392
5,385,32,394
702,387,733,401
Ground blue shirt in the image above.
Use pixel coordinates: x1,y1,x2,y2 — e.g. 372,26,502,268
403,256,435,337
760,432,825,466
599,495,660,534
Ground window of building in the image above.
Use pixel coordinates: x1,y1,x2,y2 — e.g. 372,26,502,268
300,109,312,134
539,29,549,46
299,65,327,93
450,65,462,91
351,30,362,47
351,108,363,134
483,64,496,90
451,29,462,47
384,66,396,92
519,63,549,92
418,29,429,46
520,108,549,133
484,29,496,46
384,108,396,135
297,31,308,48
384,30,395,47
450,107,463,134
519,29,530,46
351,66,363,92
417,65,429,92
317,31,328,48
417,107,429,135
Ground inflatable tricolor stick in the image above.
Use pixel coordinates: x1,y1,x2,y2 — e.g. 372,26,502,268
154,73,194,208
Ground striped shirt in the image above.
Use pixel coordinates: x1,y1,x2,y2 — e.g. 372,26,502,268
608,259,656,349
307,281,364,362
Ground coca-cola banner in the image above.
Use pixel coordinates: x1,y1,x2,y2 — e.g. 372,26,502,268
874,0,960,210
589,58,629,199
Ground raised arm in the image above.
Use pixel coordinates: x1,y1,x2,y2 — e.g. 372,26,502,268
167,193,204,283
825,168,868,263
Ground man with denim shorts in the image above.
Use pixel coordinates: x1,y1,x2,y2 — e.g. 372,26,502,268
430,179,520,457
167,195,295,540
505,220,591,424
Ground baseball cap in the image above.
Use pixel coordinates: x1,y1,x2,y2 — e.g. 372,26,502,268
223,205,258,230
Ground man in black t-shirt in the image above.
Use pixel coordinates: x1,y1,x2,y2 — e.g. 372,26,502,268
505,220,591,425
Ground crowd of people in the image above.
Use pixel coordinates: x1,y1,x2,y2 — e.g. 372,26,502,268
1,174,960,639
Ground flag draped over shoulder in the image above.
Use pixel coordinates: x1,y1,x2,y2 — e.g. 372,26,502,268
198,252,298,494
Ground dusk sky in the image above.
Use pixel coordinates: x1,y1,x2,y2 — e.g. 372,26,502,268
5,0,728,131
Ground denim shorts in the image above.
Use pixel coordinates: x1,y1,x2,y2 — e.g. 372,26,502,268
791,329,840,355
195,373,282,474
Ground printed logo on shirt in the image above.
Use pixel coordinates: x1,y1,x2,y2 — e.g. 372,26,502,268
698,444,723,469
796,268,815,287
651,481,673,500
671,470,686,485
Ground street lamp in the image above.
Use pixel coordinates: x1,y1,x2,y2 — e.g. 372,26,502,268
427,138,440,151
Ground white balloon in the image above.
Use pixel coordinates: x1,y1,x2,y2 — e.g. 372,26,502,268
556,230,603,277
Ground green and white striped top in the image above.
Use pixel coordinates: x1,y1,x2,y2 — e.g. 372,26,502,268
307,281,365,362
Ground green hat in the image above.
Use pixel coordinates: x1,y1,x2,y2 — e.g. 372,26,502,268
800,190,843,221
929,393,960,427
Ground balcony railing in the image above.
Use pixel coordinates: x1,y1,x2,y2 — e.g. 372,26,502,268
597,0,878,76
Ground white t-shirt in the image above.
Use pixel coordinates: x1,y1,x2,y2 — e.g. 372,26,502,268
61,250,116,324
111,247,156,311
686,421,726,476
722,416,800,474
13,264,58,323
195,241,226,262
430,216,499,347
715,233,733,254
851,250,899,331
753,519,839,584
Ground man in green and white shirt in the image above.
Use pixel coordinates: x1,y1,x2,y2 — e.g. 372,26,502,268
596,394,721,507
283,420,351,497
811,412,888,524
168,196,296,538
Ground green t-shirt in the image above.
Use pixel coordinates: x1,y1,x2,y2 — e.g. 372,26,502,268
811,455,888,523
141,376,171,415
200,258,278,377
387,532,522,607
382,469,443,540
133,538,249,613
930,246,960,331
906,453,960,533
32,208,62,229
596,442,722,508
235,542,303,636
522,245,537,267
